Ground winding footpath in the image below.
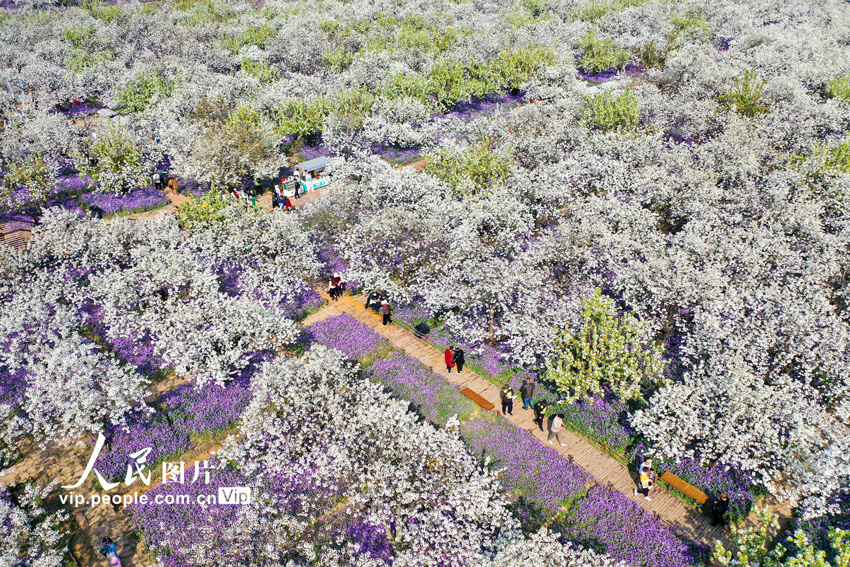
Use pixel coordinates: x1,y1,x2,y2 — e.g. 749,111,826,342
304,292,736,551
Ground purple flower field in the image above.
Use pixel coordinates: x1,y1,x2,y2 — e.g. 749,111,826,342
461,416,591,520
366,354,477,425
79,188,169,216
97,411,192,483
553,486,708,567
301,313,388,360
131,461,353,567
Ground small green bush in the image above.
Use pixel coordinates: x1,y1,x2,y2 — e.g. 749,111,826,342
175,188,233,230
425,138,513,195
670,11,715,43
814,138,850,174
321,45,356,72
581,89,640,131
570,0,649,22
117,69,175,114
66,49,113,73
636,41,669,68
62,25,94,47
82,0,121,22
223,23,275,53
718,70,769,117
577,32,630,74
825,75,850,105
240,58,280,83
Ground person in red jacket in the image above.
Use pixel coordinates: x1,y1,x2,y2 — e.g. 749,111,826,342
445,346,456,373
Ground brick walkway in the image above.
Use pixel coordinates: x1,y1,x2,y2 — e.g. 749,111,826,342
312,293,734,550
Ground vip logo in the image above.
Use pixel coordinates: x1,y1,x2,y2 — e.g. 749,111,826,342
218,487,251,505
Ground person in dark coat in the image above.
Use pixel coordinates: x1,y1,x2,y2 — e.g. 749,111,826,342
370,292,384,313
520,378,535,410
500,384,515,415
365,290,381,310
708,493,729,526
381,302,394,326
454,347,465,372
533,400,548,431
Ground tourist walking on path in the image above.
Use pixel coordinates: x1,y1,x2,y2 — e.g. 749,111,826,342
520,378,535,410
445,346,456,373
708,493,729,526
548,413,567,446
381,302,394,326
633,468,653,501
99,537,122,566
454,347,465,372
534,400,549,431
500,384,515,415
152,171,162,191
328,274,342,300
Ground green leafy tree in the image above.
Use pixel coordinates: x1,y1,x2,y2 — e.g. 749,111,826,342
79,124,151,193
174,186,238,230
1,151,57,214
546,289,665,402
116,69,175,114
714,510,850,567
581,90,640,132
425,138,513,196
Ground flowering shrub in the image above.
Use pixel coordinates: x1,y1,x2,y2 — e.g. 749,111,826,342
0,485,67,567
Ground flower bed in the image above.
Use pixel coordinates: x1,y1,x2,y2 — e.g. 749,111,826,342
97,410,192,483
365,353,477,426
461,415,590,527
300,313,388,360
79,187,169,216
98,354,271,482
553,485,707,567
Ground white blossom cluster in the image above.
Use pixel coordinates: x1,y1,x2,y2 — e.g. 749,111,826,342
209,345,623,567
0,208,319,463
0,483,67,567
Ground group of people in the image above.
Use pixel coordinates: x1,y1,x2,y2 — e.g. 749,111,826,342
444,345,465,373
273,176,302,210
328,274,344,300
496,380,568,447
152,171,179,194
365,290,395,326
633,459,658,501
